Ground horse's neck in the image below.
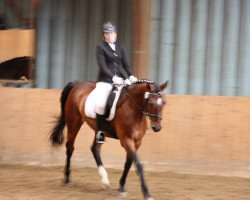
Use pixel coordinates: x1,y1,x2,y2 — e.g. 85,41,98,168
126,83,147,108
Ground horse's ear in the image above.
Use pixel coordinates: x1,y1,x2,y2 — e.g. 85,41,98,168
160,81,168,91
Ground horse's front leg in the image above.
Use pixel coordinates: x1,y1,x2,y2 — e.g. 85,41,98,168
132,152,152,200
122,139,152,200
118,153,133,197
91,139,110,189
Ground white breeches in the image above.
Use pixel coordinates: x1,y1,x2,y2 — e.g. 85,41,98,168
94,82,113,115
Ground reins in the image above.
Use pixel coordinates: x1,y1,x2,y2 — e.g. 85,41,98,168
123,88,144,112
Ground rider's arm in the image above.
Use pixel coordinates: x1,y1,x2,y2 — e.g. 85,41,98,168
96,45,114,79
120,45,133,77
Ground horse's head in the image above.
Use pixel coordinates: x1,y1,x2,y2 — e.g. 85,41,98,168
143,81,168,132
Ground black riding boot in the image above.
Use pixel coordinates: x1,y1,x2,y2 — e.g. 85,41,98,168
96,114,106,144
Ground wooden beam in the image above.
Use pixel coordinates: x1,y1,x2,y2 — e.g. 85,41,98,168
132,0,151,79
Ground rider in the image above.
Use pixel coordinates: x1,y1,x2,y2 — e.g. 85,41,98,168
95,21,138,143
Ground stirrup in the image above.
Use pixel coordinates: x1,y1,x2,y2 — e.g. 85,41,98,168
96,131,105,144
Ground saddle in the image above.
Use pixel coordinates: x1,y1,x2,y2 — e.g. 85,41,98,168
85,85,124,121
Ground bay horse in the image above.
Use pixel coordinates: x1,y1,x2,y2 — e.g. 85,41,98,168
49,79,167,200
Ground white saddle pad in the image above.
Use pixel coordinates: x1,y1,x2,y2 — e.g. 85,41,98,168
85,85,124,121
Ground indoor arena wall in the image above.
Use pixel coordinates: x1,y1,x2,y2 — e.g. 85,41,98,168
0,87,250,178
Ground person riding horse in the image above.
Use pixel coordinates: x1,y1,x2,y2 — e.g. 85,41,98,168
95,21,138,143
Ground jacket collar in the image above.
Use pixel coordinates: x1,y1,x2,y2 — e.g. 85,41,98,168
103,41,119,52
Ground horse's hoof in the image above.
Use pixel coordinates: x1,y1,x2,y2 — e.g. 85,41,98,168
101,180,110,190
118,187,127,198
144,197,153,200
118,191,128,198
64,178,70,184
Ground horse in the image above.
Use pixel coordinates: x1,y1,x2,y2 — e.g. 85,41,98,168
0,56,34,80
49,79,168,200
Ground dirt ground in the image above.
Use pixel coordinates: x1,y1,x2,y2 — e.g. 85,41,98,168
0,164,250,200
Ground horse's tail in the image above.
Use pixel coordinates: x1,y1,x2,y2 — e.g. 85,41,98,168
49,81,79,145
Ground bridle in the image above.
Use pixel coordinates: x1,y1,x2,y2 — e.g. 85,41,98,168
143,91,164,120
122,82,164,120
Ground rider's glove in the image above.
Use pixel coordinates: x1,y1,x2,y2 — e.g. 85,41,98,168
124,79,132,85
129,75,138,83
112,75,124,85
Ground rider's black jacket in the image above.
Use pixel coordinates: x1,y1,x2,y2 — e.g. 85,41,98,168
96,41,133,83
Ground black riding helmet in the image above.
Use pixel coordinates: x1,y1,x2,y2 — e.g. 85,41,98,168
102,21,117,33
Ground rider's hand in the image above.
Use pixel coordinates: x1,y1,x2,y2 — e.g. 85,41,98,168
112,76,124,85
124,79,132,85
129,75,138,83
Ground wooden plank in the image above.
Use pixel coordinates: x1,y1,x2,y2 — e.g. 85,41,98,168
0,30,35,63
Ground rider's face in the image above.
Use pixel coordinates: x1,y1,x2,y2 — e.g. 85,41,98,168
103,32,117,43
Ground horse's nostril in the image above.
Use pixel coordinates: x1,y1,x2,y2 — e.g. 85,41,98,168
152,126,161,132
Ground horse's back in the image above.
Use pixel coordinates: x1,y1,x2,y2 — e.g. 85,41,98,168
70,81,96,101
74,81,96,92
67,81,96,117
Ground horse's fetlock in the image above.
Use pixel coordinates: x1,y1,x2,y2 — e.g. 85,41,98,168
119,178,125,187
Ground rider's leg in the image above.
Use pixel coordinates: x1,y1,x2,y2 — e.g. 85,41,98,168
96,114,106,143
94,82,113,144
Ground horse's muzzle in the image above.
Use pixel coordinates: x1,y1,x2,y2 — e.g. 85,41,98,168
151,125,161,132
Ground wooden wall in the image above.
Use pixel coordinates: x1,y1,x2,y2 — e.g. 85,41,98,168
0,30,35,63
0,87,250,178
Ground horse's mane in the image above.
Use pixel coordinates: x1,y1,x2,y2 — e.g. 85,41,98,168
131,79,161,92
134,79,154,84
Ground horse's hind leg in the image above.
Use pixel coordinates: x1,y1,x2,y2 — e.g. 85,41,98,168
64,118,82,183
91,140,110,189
